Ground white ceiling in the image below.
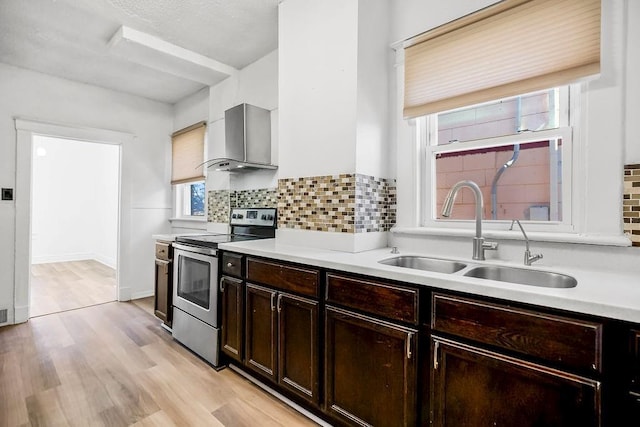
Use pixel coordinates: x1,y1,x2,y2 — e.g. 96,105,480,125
0,0,279,103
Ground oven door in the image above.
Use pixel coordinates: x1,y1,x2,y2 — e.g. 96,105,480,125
172,244,219,328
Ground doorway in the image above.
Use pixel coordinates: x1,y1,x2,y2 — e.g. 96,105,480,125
29,136,120,316
14,118,133,325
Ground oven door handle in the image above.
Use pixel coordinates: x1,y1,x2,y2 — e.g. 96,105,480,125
173,243,217,256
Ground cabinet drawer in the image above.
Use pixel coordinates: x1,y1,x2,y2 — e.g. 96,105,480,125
222,252,243,278
326,273,419,324
155,242,172,261
246,258,319,298
431,293,602,373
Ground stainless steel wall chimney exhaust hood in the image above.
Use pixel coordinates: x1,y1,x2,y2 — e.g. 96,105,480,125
202,103,277,172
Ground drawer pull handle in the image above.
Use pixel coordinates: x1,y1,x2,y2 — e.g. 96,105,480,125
227,262,233,268
406,332,413,360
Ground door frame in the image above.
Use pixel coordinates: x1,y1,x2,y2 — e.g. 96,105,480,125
14,118,134,323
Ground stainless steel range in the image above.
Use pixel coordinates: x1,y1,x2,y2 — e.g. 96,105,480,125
172,207,277,366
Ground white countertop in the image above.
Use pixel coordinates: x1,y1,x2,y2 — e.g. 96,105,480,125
219,238,640,324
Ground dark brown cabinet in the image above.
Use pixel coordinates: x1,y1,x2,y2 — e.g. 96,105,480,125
430,336,601,427
154,241,172,327
245,283,278,379
220,275,243,362
430,293,603,427
325,306,417,426
244,282,320,405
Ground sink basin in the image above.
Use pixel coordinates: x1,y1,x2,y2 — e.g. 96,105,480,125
463,265,577,288
379,256,467,274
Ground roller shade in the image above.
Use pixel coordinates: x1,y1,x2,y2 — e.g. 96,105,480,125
403,0,601,119
171,122,206,185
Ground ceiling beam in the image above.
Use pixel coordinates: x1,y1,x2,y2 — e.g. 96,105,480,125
108,26,237,86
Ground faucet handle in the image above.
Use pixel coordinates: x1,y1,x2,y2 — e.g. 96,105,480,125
483,240,499,251
525,251,543,266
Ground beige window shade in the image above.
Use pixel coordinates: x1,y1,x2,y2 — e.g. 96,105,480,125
171,122,206,185
403,0,601,119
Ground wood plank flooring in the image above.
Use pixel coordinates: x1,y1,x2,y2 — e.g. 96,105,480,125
0,301,318,427
30,261,116,317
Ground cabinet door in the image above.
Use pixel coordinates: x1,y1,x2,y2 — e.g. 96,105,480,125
245,283,277,381
431,336,601,427
325,306,417,427
278,293,319,405
220,276,243,363
154,259,172,326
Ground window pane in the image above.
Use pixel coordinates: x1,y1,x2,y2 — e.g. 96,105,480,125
436,89,560,145
190,182,205,216
435,140,562,221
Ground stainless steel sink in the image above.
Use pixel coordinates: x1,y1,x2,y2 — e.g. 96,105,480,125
463,265,577,288
379,256,467,274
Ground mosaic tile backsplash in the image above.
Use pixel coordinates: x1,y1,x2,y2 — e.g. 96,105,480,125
278,174,396,233
232,188,278,209
624,164,640,247
207,190,231,223
207,188,278,223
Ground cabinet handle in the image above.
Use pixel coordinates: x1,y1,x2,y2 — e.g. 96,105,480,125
433,340,440,370
406,332,413,360
277,294,283,313
219,278,225,293
227,262,233,268
271,293,276,311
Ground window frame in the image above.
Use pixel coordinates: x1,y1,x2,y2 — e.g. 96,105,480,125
418,84,580,234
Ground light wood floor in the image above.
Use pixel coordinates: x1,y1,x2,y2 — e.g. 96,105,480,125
30,260,116,317
0,301,318,427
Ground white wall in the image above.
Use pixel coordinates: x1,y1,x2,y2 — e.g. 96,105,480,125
173,87,209,132
355,0,391,179
625,0,640,164
279,0,359,178
31,136,119,267
0,62,173,324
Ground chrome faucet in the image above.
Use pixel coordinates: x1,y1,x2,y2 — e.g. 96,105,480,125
510,219,543,266
441,180,498,261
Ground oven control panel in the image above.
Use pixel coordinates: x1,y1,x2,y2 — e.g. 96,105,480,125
230,208,277,227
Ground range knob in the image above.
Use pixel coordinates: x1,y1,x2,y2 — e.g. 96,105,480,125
267,214,274,220
237,214,243,219
261,214,267,220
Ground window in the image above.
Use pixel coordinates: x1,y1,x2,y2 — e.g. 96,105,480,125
176,181,206,217
171,122,207,219
402,0,600,233
420,86,573,227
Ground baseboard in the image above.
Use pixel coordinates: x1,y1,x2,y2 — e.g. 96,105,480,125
131,290,154,300
32,252,94,264
93,254,116,269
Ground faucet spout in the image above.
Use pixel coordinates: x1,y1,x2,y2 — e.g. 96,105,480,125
510,219,543,266
442,180,498,260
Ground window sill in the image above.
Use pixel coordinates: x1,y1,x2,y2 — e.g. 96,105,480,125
169,217,207,223
391,226,632,247
169,217,207,230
